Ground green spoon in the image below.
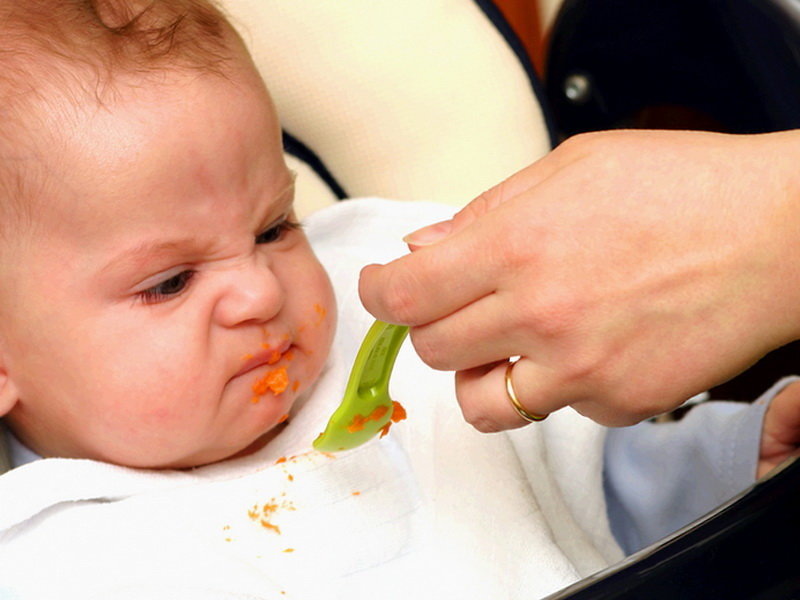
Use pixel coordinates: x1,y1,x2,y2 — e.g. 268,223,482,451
313,320,409,452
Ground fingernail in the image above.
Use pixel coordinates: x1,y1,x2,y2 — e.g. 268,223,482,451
402,220,453,246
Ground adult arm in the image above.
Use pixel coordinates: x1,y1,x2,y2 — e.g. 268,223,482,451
359,129,800,429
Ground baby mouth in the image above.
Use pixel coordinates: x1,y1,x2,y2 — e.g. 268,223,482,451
234,340,293,379
234,341,302,403
251,365,291,399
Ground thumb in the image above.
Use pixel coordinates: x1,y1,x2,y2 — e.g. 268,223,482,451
403,154,559,250
402,184,508,250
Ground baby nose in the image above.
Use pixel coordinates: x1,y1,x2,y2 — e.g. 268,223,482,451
213,260,285,327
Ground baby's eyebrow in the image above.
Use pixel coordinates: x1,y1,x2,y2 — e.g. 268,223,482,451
102,174,298,279
270,173,297,215
101,237,219,278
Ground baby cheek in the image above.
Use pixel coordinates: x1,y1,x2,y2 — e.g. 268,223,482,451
111,352,207,421
295,298,336,372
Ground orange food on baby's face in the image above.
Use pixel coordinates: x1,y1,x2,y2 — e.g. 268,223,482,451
252,366,290,396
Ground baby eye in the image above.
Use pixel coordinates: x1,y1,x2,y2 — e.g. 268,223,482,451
255,218,301,245
138,270,196,305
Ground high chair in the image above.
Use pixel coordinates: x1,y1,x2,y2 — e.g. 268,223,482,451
219,1,800,598
220,0,554,219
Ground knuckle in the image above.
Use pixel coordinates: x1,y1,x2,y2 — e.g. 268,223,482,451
517,290,583,341
471,177,512,212
455,378,506,433
557,131,628,173
460,405,503,433
465,191,495,217
409,328,450,371
562,130,615,152
470,416,504,434
492,234,527,273
379,265,423,324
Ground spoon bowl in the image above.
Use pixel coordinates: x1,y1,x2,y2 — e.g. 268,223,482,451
313,320,409,452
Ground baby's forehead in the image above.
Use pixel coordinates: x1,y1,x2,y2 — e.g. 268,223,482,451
0,0,254,161
0,0,257,220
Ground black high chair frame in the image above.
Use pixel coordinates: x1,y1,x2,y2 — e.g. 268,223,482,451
540,0,800,597
545,456,800,599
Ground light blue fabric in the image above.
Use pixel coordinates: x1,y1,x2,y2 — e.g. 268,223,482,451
603,376,800,554
5,426,38,469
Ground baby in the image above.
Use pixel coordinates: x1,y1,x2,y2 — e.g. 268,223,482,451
0,2,798,599
0,0,336,469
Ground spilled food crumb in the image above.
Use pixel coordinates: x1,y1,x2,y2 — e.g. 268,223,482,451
248,494,296,534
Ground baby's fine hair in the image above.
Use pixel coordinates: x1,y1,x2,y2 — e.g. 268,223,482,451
0,0,240,238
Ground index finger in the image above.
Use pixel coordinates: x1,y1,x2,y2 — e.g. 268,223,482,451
358,227,497,325
359,148,568,325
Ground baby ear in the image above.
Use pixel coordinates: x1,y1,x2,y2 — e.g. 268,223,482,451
0,360,19,416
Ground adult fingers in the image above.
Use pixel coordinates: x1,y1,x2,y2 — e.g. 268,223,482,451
404,150,569,250
407,290,524,371
359,143,584,325
455,354,652,432
455,357,571,432
359,208,506,325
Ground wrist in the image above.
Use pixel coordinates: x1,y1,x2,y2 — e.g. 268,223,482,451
763,130,800,343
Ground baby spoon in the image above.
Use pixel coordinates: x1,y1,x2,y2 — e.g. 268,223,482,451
313,320,409,452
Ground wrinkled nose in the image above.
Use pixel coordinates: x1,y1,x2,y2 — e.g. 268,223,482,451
213,259,285,328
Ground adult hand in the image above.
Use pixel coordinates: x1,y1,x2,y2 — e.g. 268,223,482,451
359,129,800,430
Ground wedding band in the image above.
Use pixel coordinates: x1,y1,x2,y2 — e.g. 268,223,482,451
504,359,548,422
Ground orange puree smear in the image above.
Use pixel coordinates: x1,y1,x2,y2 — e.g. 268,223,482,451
346,401,407,437
379,401,407,438
391,401,407,422
252,366,289,396
346,404,389,433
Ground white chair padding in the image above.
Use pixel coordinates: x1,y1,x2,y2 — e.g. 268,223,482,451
220,0,552,217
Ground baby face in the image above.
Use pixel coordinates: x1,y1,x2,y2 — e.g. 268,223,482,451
0,65,336,468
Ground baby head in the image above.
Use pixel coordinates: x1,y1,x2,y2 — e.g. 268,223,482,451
0,0,336,468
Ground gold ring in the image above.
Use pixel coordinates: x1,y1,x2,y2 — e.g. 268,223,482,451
505,359,548,422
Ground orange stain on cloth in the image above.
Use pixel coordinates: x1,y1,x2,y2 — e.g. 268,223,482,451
248,496,296,535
